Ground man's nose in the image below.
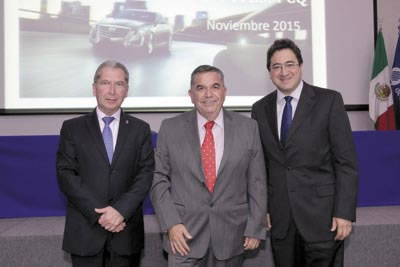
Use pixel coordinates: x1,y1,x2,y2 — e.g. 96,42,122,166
280,66,289,75
109,83,116,94
205,88,212,97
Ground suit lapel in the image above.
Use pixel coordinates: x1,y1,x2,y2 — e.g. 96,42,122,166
112,111,130,166
286,82,315,143
265,91,280,144
85,109,110,165
217,109,232,177
184,110,205,183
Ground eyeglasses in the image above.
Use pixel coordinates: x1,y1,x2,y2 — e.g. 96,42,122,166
271,62,300,72
96,80,127,90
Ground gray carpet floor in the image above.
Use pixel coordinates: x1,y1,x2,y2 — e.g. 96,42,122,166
0,206,399,267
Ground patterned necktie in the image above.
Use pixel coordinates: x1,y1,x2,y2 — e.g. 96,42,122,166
280,96,293,146
102,116,114,163
201,121,216,193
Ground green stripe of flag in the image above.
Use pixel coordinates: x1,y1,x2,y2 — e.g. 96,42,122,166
371,31,389,79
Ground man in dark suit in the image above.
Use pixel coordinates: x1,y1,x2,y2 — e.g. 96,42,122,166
56,60,154,267
151,65,267,266
251,39,359,267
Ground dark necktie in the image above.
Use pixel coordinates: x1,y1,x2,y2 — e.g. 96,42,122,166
102,116,114,163
280,96,293,146
201,121,216,193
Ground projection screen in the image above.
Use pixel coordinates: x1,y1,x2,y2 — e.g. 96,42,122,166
2,0,373,112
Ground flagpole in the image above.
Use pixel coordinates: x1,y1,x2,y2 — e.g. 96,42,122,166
391,18,400,129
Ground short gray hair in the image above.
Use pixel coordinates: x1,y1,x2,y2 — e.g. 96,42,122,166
190,65,225,88
93,60,129,84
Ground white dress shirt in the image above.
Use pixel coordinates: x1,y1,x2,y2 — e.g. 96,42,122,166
197,110,224,174
276,81,303,140
96,107,121,151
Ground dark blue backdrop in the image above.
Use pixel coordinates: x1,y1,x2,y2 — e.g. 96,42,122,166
0,131,399,218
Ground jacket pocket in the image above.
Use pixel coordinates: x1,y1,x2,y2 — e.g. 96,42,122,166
315,184,335,197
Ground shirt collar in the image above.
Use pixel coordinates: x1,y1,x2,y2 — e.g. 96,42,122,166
96,107,121,122
197,109,224,129
277,80,303,103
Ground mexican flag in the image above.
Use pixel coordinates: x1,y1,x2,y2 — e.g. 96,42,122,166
369,31,396,130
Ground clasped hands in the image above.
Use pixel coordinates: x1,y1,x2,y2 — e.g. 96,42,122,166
95,206,126,233
168,224,260,256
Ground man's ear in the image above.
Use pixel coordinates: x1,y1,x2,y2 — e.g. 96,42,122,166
188,89,195,104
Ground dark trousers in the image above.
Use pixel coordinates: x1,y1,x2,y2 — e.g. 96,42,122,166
71,236,141,267
71,251,140,267
271,218,344,267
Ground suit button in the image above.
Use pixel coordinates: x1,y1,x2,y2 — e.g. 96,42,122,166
287,167,292,171
210,203,214,207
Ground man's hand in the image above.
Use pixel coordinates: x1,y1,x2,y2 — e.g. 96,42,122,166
266,213,272,231
331,217,352,240
168,224,192,256
243,237,260,250
113,222,126,233
95,206,125,233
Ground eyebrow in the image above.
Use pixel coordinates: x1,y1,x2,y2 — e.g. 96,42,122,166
195,83,221,88
99,79,125,82
272,60,296,65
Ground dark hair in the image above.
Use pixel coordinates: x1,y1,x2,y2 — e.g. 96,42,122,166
266,38,303,71
93,60,129,84
190,65,225,88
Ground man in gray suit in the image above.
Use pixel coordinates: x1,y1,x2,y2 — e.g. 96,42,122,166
252,39,358,267
151,65,267,266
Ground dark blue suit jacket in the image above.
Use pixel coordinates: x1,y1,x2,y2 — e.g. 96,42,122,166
57,109,154,256
252,82,358,242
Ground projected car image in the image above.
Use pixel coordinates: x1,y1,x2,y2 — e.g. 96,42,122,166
89,9,172,54
15,0,319,110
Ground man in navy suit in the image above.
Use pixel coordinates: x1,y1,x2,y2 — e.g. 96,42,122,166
57,60,154,266
252,39,359,267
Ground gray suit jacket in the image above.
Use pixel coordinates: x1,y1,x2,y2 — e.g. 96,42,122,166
252,82,358,242
150,109,267,260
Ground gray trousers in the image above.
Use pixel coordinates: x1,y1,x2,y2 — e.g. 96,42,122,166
168,249,243,267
